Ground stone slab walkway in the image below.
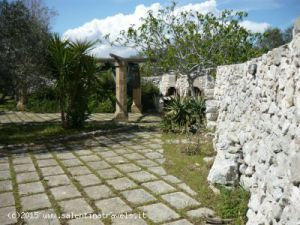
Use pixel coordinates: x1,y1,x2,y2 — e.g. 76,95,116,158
0,129,210,225
0,111,161,125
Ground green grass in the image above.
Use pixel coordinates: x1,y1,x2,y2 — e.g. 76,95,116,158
0,121,121,145
162,132,249,225
0,99,17,111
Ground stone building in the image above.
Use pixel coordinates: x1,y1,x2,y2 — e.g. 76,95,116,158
143,71,215,98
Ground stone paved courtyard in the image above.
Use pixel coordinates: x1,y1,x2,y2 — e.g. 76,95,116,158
0,111,161,125
0,117,212,225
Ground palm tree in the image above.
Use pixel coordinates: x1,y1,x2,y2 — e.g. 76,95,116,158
48,34,97,128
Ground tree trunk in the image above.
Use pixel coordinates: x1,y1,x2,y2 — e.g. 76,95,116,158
0,94,6,104
59,96,66,128
16,87,27,111
187,73,196,98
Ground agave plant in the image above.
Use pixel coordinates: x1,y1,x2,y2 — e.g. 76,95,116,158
48,34,97,128
162,95,206,133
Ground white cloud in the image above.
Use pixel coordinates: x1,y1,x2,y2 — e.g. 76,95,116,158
63,1,218,57
240,20,270,33
63,0,269,57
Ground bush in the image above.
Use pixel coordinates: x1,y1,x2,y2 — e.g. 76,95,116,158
141,81,160,112
48,35,98,128
26,87,60,113
161,96,206,133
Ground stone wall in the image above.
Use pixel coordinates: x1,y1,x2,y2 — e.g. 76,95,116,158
207,31,300,225
143,72,215,98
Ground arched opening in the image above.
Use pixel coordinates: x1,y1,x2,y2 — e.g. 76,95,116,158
187,87,203,97
166,87,176,96
193,87,203,97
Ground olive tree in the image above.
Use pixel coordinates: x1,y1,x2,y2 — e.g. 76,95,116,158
0,0,55,108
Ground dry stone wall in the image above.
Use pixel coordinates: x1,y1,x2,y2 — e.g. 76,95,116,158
208,32,300,225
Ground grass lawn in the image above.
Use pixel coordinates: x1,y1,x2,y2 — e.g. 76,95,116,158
162,132,249,225
0,121,123,145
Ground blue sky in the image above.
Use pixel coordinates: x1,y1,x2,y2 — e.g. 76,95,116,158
45,0,300,34
43,0,300,57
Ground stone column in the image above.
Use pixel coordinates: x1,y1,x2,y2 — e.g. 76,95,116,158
114,61,128,121
131,73,142,114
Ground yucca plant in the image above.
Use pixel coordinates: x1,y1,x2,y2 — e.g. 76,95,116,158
162,95,206,133
48,34,97,128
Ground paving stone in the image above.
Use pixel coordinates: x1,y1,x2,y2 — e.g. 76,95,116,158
164,219,193,225
75,174,101,186
21,193,51,211
95,197,132,215
98,151,118,158
148,166,167,176
13,156,32,165
17,172,39,183
59,198,93,215
177,183,197,196
74,149,94,156
44,174,71,187
50,185,81,201
19,181,44,196
163,175,182,184
14,163,36,173
114,149,132,155
0,180,12,192
34,153,53,160
24,209,60,225
68,166,91,176
56,152,76,160
123,153,145,160
68,217,104,225
0,163,9,171
105,156,128,165
161,192,200,210
155,158,166,164
84,185,114,200
115,164,141,173
80,155,100,162
142,180,176,195
61,158,83,167
187,207,215,219
139,203,180,223
97,168,122,179
148,144,162,149
128,171,157,183
145,152,164,159
107,177,137,191
135,159,158,168
0,170,10,180
40,166,64,177
88,161,111,170
121,189,156,205
111,214,147,225
0,206,18,225
37,159,58,167
0,192,14,207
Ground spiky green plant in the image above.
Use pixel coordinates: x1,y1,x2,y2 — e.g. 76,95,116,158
48,34,97,128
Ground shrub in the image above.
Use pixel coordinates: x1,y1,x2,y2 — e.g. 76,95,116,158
141,81,160,112
161,96,206,133
48,35,98,128
26,87,60,113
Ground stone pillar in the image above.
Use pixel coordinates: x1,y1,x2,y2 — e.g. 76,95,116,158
131,73,142,114
114,61,128,121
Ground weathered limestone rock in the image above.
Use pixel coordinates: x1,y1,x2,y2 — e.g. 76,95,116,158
208,21,300,225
